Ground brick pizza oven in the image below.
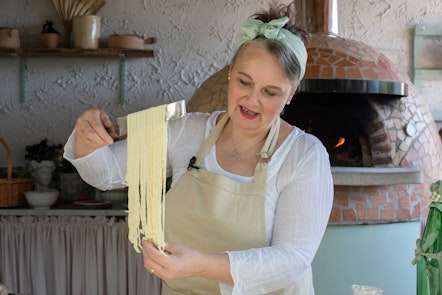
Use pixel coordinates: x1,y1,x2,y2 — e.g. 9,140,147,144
187,0,442,226
283,0,442,224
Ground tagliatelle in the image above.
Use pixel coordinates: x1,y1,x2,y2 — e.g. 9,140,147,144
126,104,168,253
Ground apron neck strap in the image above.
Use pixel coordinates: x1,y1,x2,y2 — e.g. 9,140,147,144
193,112,281,168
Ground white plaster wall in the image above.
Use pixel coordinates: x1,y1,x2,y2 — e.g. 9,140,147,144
0,0,441,166
339,0,442,122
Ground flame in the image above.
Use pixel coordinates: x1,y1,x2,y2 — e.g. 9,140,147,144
335,137,345,148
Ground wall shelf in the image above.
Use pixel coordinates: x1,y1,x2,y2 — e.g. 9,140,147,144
0,48,154,58
0,48,154,103
413,24,442,120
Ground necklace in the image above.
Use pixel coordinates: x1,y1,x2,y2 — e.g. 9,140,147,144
226,137,265,161
228,148,243,161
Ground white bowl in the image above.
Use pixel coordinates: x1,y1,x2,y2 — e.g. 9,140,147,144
24,190,59,209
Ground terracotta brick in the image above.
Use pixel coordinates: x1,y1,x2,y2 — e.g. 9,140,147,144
377,70,393,81
316,57,330,66
334,186,350,193
399,197,410,209
320,48,334,55
358,60,377,68
371,195,388,208
343,208,357,221
345,67,363,79
381,203,395,220
347,55,360,64
377,185,391,195
362,186,379,196
396,209,411,220
335,58,355,67
321,67,334,79
329,207,341,223
389,190,399,199
328,54,342,64
411,203,421,219
307,54,315,64
395,184,407,191
367,208,380,221
361,67,378,80
334,51,348,59
335,195,349,206
335,67,346,78
304,64,321,78
350,195,366,202
356,203,367,220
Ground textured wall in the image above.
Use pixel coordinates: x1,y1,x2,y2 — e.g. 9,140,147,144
0,0,441,167
339,0,442,120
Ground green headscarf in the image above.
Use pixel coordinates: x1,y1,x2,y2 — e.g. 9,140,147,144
234,16,308,81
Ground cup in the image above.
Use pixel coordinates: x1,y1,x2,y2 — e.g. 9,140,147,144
0,27,20,49
72,15,101,49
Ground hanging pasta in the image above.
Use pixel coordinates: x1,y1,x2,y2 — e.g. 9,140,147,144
126,104,168,253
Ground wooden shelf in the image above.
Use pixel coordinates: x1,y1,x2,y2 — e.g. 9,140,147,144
0,48,155,103
0,47,154,58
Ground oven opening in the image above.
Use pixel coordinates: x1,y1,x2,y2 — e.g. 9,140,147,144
281,92,374,167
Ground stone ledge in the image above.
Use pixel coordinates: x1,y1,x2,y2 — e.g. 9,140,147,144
331,167,423,186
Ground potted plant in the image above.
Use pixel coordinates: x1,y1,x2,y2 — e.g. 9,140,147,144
56,151,93,202
25,139,63,190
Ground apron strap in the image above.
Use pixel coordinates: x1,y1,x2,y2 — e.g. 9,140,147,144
193,113,230,167
188,112,281,184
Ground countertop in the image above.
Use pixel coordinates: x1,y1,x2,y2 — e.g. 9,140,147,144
0,201,128,216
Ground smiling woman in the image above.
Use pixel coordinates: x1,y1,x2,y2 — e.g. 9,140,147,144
64,3,333,295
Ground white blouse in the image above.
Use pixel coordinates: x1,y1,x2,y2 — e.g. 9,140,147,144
64,111,333,295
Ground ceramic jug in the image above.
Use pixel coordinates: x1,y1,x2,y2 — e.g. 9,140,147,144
0,27,20,49
352,284,383,295
72,15,100,49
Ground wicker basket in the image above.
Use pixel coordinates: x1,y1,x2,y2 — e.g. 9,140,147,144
0,138,34,207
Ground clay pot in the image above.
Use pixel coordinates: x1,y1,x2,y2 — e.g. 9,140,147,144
73,15,101,49
41,20,60,48
0,27,20,49
108,34,156,50
41,33,60,48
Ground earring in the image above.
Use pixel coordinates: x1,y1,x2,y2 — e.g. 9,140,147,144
286,101,291,105
228,72,231,81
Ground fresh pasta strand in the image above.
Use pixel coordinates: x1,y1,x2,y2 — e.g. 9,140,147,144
127,104,168,253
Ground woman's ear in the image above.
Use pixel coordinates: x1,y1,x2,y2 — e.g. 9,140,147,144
287,82,299,104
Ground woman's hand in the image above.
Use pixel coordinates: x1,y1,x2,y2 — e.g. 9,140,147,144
74,108,114,158
142,239,233,285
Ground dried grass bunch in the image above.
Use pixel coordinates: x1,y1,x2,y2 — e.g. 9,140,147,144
52,0,106,47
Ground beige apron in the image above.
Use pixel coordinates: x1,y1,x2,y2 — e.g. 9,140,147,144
162,113,313,295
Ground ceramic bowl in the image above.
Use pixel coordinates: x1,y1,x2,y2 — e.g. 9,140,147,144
24,190,59,209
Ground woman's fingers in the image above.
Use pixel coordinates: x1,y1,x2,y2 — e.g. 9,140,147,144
142,240,168,278
74,108,114,157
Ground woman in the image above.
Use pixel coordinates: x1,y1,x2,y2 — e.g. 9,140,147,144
64,3,333,294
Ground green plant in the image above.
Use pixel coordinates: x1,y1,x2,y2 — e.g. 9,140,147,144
25,139,63,162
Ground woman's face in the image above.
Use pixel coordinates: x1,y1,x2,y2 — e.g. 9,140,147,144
227,44,298,136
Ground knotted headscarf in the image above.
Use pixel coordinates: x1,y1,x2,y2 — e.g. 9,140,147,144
234,16,307,81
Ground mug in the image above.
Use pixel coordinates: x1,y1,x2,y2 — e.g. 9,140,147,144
73,15,101,49
0,27,20,49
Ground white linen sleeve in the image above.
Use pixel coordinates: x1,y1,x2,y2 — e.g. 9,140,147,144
223,139,333,294
62,112,207,192
63,130,128,191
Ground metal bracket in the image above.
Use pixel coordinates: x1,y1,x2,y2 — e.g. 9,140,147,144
119,53,126,104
